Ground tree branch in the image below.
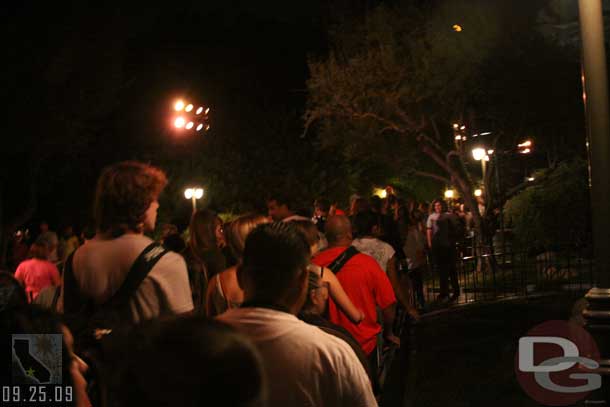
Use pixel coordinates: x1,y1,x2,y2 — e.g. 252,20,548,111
413,171,450,184
430,116,442,141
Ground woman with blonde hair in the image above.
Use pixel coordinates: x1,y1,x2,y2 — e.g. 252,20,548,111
206,213,269,317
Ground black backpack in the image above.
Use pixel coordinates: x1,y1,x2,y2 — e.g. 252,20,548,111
63,242,168,344
62,242,168,405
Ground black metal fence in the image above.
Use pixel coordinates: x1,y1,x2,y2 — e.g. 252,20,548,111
419,243,595,307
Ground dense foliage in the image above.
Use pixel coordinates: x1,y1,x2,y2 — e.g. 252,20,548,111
504,159,590,250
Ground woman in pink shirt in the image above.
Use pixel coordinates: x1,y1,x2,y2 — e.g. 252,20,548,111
14,241,60,302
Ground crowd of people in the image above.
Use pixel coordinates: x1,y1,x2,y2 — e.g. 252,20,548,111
2,160,473,406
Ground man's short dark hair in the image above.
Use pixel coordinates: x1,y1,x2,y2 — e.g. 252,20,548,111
352,211,380,238
291,220,320,247
240,222,310,301
266,193,294,210
94,161,167,237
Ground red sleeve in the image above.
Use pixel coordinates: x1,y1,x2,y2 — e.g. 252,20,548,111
370,259,396,310
14,264,24,283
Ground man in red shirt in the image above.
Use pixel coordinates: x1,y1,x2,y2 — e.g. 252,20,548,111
313,215,399,363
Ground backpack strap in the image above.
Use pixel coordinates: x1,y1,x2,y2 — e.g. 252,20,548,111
62,251,82,314
106,242,168,307
63,242,168,313
328,246,360,274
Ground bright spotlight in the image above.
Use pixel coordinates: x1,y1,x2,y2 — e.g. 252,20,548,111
453,123,459,129
474,189,483,197
453,24,463,32
196,123,203,131
527,177,535,182
174,117,186,128
520,148,531,154
518,140,532,148
185,104,193,112
196,106,203,115
205,124,211,131
186,121,194,130
184,188,194,199
204,107,210,115
174,100,185,111
444,189,455,199
194,188,204,199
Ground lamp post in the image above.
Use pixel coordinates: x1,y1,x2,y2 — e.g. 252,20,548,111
577,0,610,403
184,187,204,213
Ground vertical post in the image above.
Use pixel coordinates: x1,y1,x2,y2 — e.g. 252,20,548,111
580,0,610,287
579,0,610,403
192,196,197,213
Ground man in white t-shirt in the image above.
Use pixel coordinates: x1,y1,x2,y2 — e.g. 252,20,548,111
218,222,376,406
351,211,418,319
59,161,193,323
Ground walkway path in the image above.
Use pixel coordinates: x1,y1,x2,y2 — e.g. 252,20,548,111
381,293,583,406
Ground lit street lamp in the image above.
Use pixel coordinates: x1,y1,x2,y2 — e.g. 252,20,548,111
444,189,455,199
184,187,204,213
471,147,486,161
373,188,387,199
471,147,488,179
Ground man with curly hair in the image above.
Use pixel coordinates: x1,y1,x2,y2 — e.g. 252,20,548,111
59,161,193,323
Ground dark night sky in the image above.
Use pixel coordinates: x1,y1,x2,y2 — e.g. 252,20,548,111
1,0,594,232
3,1,337,231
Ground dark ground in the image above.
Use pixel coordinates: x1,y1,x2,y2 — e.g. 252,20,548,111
381,294,585,407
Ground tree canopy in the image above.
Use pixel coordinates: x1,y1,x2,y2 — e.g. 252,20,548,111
304,0,587,233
